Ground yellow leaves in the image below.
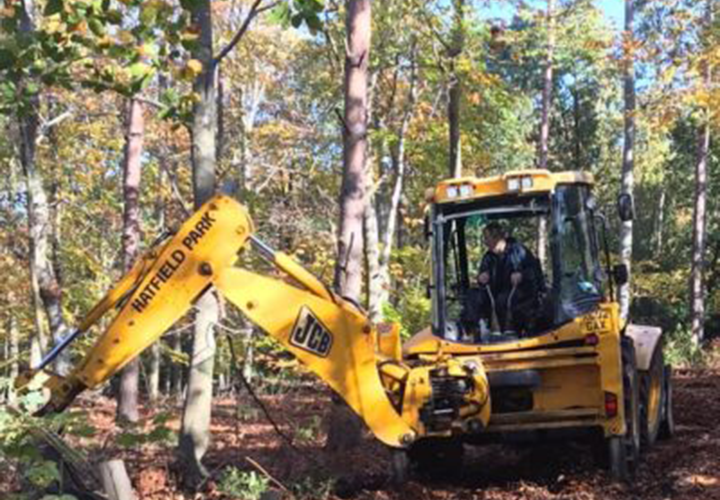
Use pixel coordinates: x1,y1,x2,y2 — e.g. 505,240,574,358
117,30,135,45
186,59,203,77
0,6,15,17
181,24,201,42
467,71,501,89
455,57,473,75
67,19,88,35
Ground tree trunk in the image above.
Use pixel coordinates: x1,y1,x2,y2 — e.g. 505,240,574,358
177,0,219,487
236,79,263,192
538,0,554,171
117,98,145,425
327,0,372,453
536,0,554,268
448,0,464,178
376,53,418,313
654,188,666,259
171,333,184,399
7,311,19,404
364,193,383,322
18,0,71,376
690,0,713,344
334,0,371,301
178,293,219,485
619,0,636,322
148,342,161,404
98,460,137,500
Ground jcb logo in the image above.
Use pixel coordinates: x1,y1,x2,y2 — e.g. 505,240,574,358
290,307,333,357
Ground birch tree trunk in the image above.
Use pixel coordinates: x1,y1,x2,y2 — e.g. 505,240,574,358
654,188,666,260
376,52,418,313
178,0,218,486
18,0,71,375
148,343,161,403
364,191,383,322
619,0,636,322
448,0,464,178
171,333,184,399
689,0,714,344
7,308,19,404
327,0,371,453
117,98,145,424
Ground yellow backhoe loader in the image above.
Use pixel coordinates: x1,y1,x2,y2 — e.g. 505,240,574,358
16,170,673,483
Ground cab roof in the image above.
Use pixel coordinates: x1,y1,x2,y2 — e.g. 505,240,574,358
429,169,594,204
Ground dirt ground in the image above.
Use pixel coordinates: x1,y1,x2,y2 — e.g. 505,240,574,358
5,368,720,499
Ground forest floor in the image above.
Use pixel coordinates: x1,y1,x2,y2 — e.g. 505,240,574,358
71,367,720,499
5,367,720,499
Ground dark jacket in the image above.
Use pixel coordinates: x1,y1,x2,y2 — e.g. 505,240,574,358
479,237,546,299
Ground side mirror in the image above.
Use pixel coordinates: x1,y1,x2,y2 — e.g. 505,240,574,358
617,193,635,222
613,264,629,286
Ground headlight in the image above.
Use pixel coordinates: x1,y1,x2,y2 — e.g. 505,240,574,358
521,176,533,189
507,178,520,191
447,186,458,198
459,184,473,197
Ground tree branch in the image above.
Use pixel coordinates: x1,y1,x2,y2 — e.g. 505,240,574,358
213,0,267,66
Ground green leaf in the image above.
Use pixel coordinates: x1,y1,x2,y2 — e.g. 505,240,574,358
147,426,173,443
24,82,40,95
139,4,158,24
152,411,172,425
116,432,144,447
128,61,151,77
44,0,64,16
305,14,323,32
105,9,123,24
178,0,201,12
267,2,291,27
25,461,60,489
88,18,105,37
0,48,16,71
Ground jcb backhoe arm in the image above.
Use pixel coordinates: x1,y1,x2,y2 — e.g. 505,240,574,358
18,195,416,447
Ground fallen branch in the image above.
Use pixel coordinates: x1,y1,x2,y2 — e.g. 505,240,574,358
245,456,291,493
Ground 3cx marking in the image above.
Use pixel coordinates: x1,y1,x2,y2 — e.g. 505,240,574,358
290,306,333,357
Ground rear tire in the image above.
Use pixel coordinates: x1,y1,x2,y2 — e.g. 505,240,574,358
390,449,410,486
658,364,675,440
608,338,641,482
407,438,464,480
640,347,664,448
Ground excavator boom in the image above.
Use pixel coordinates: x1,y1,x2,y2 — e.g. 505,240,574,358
19,195,416,447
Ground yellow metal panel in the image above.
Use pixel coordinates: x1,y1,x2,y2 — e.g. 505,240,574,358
531,365,602,412
376,322,402,360
403,317,584,356
432,169,594,203
215,268,415,447
595,304,625,436
490,408,599,425
484,357,597,372
480,346,597,363
487,419,599,432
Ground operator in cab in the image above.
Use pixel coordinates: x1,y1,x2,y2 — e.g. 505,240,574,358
474,222,545,336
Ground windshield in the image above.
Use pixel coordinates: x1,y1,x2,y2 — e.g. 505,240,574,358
432,185,603,344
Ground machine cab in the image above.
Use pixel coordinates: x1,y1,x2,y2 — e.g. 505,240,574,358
427,170,606,344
